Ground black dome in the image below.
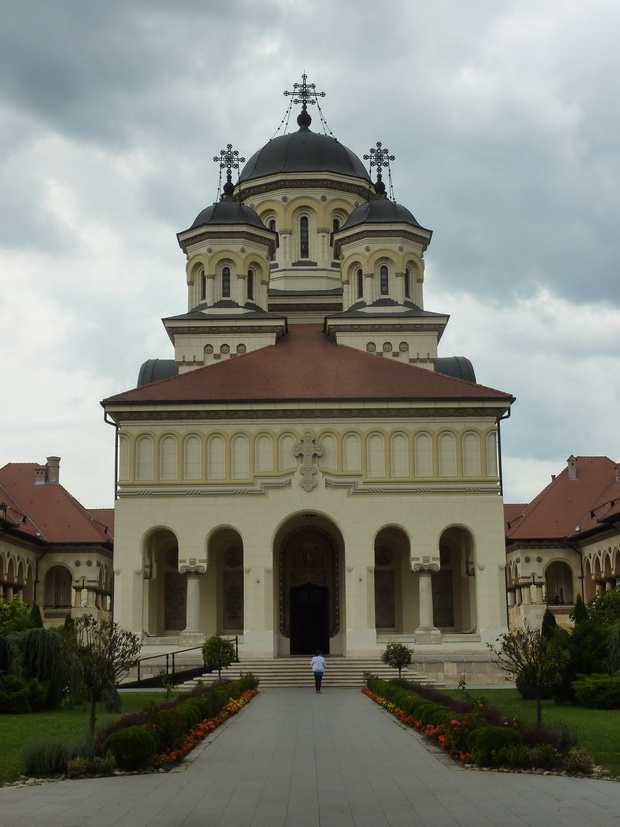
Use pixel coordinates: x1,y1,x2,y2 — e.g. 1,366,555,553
340,192,426,232
188,197,268,231
239,126,370,184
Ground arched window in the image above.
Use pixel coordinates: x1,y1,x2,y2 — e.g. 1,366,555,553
269,219,276,233
404,267,411,299
332,218,340,233
247,268,254,301
222,266,231,298
300,216,309,258
380,265,389,295
200,269,206,301
356,268,364,299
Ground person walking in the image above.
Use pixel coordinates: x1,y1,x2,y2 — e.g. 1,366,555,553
310,650,326,692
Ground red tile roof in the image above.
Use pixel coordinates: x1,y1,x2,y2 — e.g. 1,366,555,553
103,324,514,405
505,456,620,541
0,463,113,545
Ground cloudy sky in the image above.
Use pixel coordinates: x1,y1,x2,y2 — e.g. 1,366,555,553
1,0,619,508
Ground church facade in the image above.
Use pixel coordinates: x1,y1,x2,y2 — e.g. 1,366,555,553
102,78,514,676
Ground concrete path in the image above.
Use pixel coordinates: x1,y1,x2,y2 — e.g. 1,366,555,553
1,688,619,827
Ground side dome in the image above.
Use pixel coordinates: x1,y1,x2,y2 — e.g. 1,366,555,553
340,192,426,232
239,125,370,184
188,197,268,232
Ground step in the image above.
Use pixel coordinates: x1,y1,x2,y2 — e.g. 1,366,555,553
177,658,439,691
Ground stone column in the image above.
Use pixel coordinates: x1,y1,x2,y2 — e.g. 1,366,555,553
236,273,246,304
364,272,374,303
520,581,532,605
206,274,216,305
535,581,544,604
395,272,406,303
179,563,206,646
413,563,441,644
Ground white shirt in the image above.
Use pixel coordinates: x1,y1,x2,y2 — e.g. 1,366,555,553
311,655,326,672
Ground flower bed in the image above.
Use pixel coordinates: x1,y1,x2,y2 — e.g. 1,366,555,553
152,689,257,768
362,678,596,774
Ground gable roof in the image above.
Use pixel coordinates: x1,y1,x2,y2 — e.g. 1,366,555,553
103,324,513,406
505,456,620,542
0,463,113,545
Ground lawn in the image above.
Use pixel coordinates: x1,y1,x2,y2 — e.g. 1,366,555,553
442,687,620,777
0,691,168,785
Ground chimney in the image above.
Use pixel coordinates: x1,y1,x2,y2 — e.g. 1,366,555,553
46,456,61,484
615,464,620,484
34,467,46,485
567,455,577,481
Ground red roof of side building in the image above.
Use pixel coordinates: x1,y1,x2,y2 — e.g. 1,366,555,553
505,456,620,542
102,324,514,405
0,463,113,545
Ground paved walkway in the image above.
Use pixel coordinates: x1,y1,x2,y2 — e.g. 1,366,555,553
1,688,619,827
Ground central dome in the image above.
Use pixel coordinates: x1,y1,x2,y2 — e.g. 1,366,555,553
239,122,370,184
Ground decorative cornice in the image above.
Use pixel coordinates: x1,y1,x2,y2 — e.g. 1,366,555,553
335,228,431,257
179,230,276,257
324,478,499,495
109,406,508,422
268,303,342,313
117,478,293,498
327,323,446,334
238,177,371,202
164,324,284,336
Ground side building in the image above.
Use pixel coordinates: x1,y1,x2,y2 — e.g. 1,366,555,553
102,78,514,682
506,455,620,628
0,457,114,625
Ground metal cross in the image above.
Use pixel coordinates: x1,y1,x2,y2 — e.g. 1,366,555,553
284,73,326,108
364,142,395,178
213,143,246,175
293,431,323,492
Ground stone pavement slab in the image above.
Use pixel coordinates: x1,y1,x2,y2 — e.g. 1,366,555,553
1,688,619,826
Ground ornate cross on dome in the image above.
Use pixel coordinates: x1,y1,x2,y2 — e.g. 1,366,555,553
213,143,246,176
284,73,326,109
364,142,395,181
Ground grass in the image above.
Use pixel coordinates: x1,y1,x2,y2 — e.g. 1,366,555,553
0,691,168,785
442,687,620,777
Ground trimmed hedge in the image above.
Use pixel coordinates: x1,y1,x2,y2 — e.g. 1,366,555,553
104,726,157,771
572,672,620,709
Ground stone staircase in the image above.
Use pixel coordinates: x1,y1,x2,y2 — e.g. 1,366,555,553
177,658,438,690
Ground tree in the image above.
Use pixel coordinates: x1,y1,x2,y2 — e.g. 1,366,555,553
381,640,413,679
488,625,569,726
587,587,620,628
201,635,236,680
0,596,32,635
61,615,141,740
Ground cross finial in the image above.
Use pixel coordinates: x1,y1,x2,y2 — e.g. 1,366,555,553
213,143,246,177
284,73,326,109
363,142,395,181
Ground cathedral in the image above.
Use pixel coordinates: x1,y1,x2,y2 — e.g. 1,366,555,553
102,76,514,680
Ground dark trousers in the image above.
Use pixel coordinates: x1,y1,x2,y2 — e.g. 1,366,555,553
314,670,324,691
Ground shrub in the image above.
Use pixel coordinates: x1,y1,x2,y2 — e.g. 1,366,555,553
201,636,236,679
104,726,157,771
469,725,523,766
0,670,47,713
22,738,75,777
147,708,184,752
67,752,116,779
239,672,260,690
572,672,620,709
564,747,595,775
381,641,413,678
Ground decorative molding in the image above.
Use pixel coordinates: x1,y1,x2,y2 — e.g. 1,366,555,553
238,177,371,202
179,230,276,257
164,325,284,336
110,407,509,423
411,562,440,573
117,478,293,498
334,228,431,257
293,431,323,491
324,477,500,495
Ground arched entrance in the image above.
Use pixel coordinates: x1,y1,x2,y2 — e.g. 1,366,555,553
277,522,341,656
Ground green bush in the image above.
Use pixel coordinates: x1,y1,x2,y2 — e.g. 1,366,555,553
146,708,184,752
515,671,553,701
239,672,260,690
0,670,47,713
104,726,157,771
67,752,116,779
572,672,620,709
22,738,74,777
564,747,595,775
469,725,523,766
